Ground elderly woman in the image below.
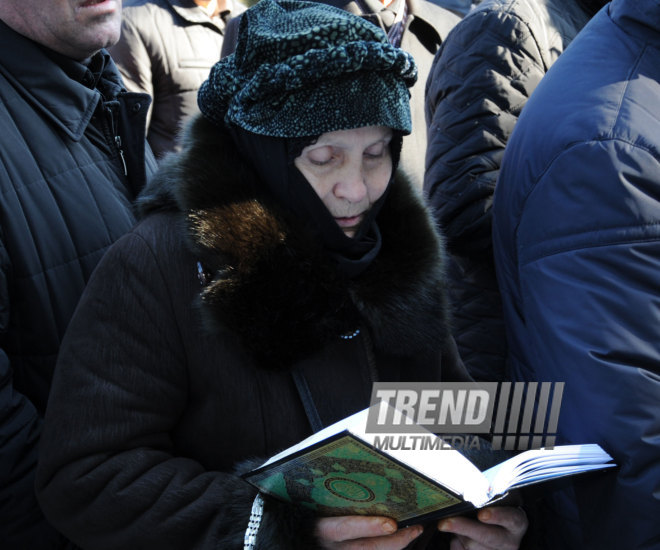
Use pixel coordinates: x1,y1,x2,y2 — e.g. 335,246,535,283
35,1,527,548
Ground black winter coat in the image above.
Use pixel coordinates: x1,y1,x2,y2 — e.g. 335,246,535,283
0,21,156,548
423,0,599,380
36,115,469,549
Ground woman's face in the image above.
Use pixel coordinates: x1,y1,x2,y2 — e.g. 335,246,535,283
294,126,393,238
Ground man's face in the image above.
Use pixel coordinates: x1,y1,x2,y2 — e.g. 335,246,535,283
294,126,393,238
10,0,123,60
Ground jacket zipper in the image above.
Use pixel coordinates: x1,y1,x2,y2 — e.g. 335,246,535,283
115,135,128,177
105,105,128,177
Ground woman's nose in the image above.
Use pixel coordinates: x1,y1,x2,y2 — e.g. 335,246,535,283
333,163,367,203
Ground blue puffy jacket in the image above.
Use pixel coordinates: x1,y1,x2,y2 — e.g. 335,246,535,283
493,0,660,547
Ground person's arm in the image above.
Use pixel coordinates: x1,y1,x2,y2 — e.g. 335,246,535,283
509,141,660,546
34,230,291,549
0,349,45,542
34,229,424,550
424,9,546,256
0,242,64,546
423,9,549,380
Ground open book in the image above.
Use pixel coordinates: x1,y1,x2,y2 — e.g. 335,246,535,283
242,404,616,525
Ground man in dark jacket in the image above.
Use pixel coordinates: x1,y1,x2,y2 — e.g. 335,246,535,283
424,0,609,382
0,0,157,547
493,0,660,546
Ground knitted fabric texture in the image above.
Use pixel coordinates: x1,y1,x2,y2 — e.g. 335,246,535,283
197,0,418,137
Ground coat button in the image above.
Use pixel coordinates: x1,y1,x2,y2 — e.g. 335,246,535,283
132,103,142,113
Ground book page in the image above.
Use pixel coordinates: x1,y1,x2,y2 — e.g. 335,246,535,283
484,443,616,496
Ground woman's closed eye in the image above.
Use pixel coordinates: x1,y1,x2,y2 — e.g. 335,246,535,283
364,141,389,160
308,146,335,166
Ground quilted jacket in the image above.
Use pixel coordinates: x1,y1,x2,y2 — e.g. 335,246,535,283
0,20,156,548
423,0,600,380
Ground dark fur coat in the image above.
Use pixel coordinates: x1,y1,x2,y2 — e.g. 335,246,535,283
139,114,458,373
36,114,468,550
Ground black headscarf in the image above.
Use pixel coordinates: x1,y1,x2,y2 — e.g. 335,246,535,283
229,126,403,279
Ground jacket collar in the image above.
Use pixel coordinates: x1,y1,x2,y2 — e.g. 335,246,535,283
139,115,451,369
0,20,123,141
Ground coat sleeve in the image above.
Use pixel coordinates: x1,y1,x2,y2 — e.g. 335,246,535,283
35,231,318,550
423,8,550,380
0,239,68,547
509,141,660,546
424,8,547,255
0,350,44,543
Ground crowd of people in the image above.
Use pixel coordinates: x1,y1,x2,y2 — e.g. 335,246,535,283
0,0,657,549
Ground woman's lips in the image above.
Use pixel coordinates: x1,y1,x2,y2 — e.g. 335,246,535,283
334,214,364,236
335,214,363,228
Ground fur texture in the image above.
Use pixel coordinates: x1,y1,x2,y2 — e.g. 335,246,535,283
138,115,451,369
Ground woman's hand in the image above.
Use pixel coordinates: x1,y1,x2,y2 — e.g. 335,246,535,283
316,515,423,549
438,506,528,550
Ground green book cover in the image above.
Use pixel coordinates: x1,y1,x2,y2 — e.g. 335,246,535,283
244,433,465,523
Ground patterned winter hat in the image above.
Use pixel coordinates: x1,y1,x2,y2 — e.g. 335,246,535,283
197,0,417,137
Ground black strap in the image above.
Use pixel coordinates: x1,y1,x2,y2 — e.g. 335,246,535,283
292,368,325,433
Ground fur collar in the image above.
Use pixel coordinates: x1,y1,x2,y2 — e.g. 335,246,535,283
138,115,450,369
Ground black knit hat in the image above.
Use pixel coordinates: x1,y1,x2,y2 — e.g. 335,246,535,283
197,0,417,137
